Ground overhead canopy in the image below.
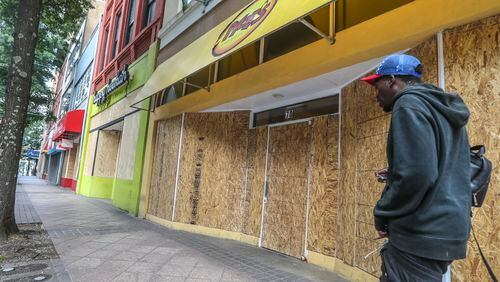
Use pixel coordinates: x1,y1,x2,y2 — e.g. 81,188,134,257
132,0,332,107
52,109,85,141
47,147,64,155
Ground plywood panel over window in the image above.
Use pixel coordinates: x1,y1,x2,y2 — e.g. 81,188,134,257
72,141,81,180
84,132,98,176
174,112,250,233
116,113,141,180
61,150,70,178
241,127,267,237
261,122,311,258
148,116,182,220
65,146,78,179
307,114,340,257
444,15,500,282
93,130,121,178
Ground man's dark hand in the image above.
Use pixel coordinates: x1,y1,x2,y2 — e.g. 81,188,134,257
377,230,388,238
374,216,388,238
375,168,388,183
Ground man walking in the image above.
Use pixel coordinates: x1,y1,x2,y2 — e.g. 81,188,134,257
361,54,471,282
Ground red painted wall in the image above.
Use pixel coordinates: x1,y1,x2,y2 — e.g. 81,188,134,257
60,177,78,191
60,177,73,188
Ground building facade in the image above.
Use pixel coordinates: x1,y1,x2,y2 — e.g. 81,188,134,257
38,62,65,184
38,2,104,189
76,0,165,215
134,0,500,281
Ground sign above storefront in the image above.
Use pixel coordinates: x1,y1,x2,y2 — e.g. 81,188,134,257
253,95,339,127
59,139,74,149
133,0,332,107
213,0,278,56
94,65,130,106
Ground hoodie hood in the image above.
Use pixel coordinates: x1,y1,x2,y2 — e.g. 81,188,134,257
396,83,470,127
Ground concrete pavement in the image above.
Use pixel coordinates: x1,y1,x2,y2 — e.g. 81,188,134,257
15,176,347,282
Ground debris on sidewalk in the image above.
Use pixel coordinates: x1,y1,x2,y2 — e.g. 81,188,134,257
0,224,58,281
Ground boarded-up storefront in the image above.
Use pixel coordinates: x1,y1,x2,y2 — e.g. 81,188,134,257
143,13,499,282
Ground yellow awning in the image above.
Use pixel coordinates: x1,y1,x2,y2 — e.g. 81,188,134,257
132,0,332,107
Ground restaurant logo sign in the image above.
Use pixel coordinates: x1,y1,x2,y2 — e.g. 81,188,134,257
94,65,129,106
212,0,277,57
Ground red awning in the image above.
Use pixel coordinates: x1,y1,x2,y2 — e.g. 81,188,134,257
52,109,85,141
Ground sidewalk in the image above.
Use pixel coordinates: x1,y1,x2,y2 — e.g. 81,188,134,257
16,176,347,282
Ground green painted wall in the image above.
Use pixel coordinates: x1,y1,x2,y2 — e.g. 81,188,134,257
76,95,94,195
111,106,149,215
79,176,114,198
76,43,157,215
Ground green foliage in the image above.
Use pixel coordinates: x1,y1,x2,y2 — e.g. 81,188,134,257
22,120,45,149
0,0,93,125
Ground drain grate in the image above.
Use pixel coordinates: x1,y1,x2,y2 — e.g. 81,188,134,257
0,264,48,276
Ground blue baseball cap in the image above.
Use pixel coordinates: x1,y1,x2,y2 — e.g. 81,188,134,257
361,54,422,85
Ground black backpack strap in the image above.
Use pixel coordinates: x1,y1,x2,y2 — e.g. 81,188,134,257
471,225,498,282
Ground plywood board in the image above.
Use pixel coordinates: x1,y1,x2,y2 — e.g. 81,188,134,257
262,122,311,258
147,116,182,220
174,112,250,233
65,146,78,179
307,115,340,256
83,132,98,176
336,85,359,265
355,237,383,278
242,127,267,237
116,112,141,180
357,171,385,207
71,142,81,180
61,150,70,178
356,133,387,171
406,35,439,85
93,130,121,178
444,15,500,282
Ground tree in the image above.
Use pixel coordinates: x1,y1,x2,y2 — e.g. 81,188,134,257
0,0,92,240
0,0,42,239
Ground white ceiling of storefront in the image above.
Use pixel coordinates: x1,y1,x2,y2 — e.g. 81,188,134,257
204,56,385,113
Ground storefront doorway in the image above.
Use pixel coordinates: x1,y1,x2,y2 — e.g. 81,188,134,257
261,120,312,258
48,152,63,184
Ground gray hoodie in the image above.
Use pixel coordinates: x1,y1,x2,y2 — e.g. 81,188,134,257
374,83,471,260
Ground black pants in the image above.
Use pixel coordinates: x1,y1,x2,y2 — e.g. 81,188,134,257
380,242,451,282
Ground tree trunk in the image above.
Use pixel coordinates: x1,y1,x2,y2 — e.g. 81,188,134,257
0,0,42,241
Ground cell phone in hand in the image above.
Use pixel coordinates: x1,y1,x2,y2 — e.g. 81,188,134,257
375,168,388,183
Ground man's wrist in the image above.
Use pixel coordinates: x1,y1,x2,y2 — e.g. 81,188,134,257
374,216,388,231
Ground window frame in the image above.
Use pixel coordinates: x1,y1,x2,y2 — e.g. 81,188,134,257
124,0,137,45
142,0,156,28
99,27,110,72
110,13,122,60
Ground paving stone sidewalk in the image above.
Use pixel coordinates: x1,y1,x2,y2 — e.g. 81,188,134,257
15,184,42,224
17,176,348,282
